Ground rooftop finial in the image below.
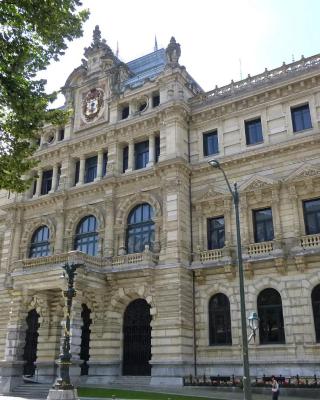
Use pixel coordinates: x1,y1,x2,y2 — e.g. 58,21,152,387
92,25,102,46
154,35,158,52
165,36,181,66
116,41,119,58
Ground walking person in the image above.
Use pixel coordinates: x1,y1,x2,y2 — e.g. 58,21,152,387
271,376,280,400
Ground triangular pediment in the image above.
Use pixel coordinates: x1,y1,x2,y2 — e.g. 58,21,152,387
240,174,277,192
284,163,320,183
195,187,229,203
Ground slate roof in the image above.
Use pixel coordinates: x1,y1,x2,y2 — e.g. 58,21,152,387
123,49,166,90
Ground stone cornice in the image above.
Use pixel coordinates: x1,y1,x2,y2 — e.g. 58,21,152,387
195,131,320,175
190,73,320,126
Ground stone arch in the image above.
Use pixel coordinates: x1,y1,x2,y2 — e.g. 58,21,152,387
65,206,105,253
23,294,50,327
116,193,162,225
20,217,56,258
107,285,155,321
115,193,162,254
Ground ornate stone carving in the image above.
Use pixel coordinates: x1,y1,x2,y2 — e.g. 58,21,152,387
165,37,181,66
82,88,104,122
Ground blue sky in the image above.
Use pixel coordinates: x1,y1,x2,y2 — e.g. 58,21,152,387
41,0,320,106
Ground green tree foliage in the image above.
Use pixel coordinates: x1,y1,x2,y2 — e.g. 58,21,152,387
0,0,89,192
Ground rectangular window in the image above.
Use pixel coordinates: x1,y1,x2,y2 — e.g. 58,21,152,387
152,92,160,107
85,156,97,183
291,104,312,132
75,160,80,185
102,152,108,176
121,105,129,120
135,140,149,169
41,169,53,195
203,130,218,157
253,208,274,243
123,146,128,173
58,128,65,141
207,216,225,249
303,198,320,235
155,136,160,162
245,118,263,145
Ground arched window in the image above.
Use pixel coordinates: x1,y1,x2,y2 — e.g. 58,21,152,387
29,226,50,258
312,284,320,342
209,293,232,345
258,288,285,344
126,203,154,254
74,215,98,256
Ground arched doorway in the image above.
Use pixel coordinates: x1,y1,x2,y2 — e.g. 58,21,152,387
22,309,40,376
122,299,151,376
80,304,92,375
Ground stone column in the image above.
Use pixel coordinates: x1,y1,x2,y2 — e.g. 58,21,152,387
223,198,232,247
104,198,114,257
0,290,26,393
55,209,65,254
272,187,282,242
147,134,155,167
240,193,249,244
10,209,23,264
34,169,43,197
127,140,134,172
49,164,59,194
96,150,104,181
77,155,85,185
289,185,301,247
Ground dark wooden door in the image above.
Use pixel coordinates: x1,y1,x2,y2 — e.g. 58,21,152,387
23,309,40,376
122,299,151,376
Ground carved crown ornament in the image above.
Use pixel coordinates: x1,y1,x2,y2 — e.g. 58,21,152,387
240,174,279,193
283,163,320,184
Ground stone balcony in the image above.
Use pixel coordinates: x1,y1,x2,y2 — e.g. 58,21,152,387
191,247,234,277
15,248,159,273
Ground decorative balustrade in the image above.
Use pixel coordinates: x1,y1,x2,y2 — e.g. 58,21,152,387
199,249,223,262
20,249,159,270
247,241,274,256
190,53,320,106
301,234,320,249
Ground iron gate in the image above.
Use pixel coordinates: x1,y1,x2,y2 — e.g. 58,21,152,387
23,309,40,376
122,299,151,376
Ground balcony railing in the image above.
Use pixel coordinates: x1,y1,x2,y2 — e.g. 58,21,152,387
19,249,159,270
247,241,274,256
199,249,224,262
301,234,320,249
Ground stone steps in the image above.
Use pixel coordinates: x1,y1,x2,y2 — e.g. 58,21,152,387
11,382,52,399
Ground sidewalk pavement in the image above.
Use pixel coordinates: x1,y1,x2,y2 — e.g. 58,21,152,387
0,385,315,400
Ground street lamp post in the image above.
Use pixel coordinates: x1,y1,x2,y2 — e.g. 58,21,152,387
47,262,81,400
208,159,252,400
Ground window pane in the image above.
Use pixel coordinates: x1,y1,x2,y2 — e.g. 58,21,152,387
253,208,274,242
74,216,98,256
303,198,320,235
135,140,149,169
245,118,263,145
291,104,312,132
41,170,53,195
209,293,232,345
207,217,225,249
312,285,320,342
29,226,50,258
85,156,97,183
203,131,218,156
126,203,154,254
258,288,285,344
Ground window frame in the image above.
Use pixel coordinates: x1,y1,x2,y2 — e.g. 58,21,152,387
257,288,285,345
207,216,225,250
135,140,149,170
291,103,312,132
203,130,219,157
84,156,98,183
208,293,232,346
29,225,51,258
303,198,320,235
126,203,154,254
253,207,274,243
41,169,53,195
74,215,99,256
244,117,263,145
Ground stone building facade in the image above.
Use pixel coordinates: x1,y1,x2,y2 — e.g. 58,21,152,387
0,27,320,391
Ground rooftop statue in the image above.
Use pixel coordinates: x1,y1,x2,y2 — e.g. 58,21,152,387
165,36,181,66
